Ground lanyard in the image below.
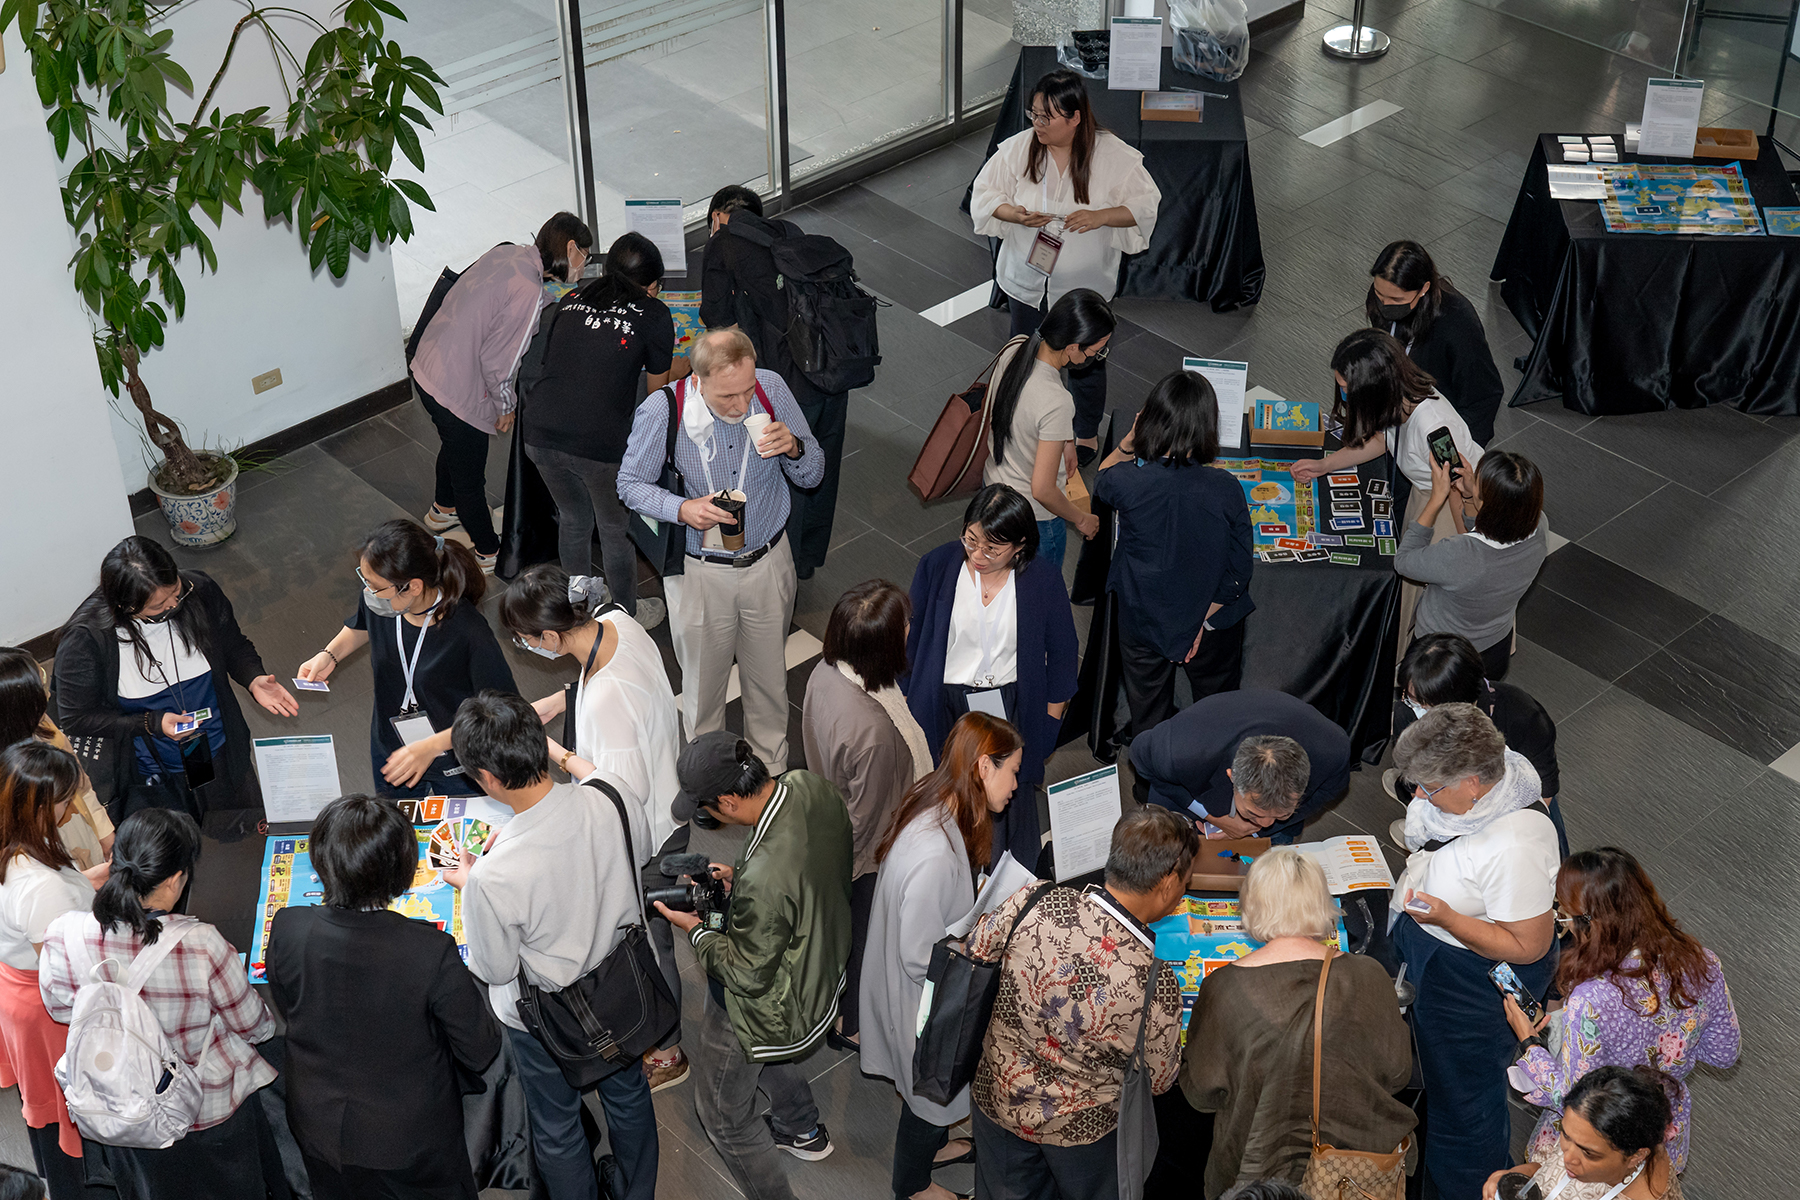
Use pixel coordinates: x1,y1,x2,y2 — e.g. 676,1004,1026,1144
571,618,605,746
969,568,1011,687
395,598,440,712
690,377,756,498
1542,1160,1644,1200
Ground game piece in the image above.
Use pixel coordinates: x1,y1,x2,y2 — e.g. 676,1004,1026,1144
1374,519,1393,537
1345,534,1376,546
1378,537,1397,555
1327,473,1360,487
293,678,329,692
1328,552,1362,566
1329,516,1365,531
1295,548,1330,562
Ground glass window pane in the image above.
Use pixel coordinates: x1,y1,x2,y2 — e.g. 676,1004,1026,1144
963,0,1019,113
785,0,948,183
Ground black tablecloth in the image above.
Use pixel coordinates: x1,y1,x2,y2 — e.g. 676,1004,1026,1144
978,47,1265,311
1492,134,1800,415
1062,415,1400,767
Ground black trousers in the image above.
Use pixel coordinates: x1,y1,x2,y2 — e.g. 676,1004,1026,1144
972,1105,1116,1200
27,1123,111,1199
1118,608,1247,740
893,1103,952,1198
839,871,879,1037
302,1147,477,1200
1477,628,1513,681
787,389,848,575
104,1095,290,1200
1008,298,1106,440
415,378,499,555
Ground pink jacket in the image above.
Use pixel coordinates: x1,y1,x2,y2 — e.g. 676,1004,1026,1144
411,244,547,433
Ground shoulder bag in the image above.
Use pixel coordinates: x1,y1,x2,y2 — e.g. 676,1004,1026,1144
1299,951,1410,1200
1117,958,1164,1200
911,879,1051,1105
512,778,680,1089
907,335,1026,502
626,385,688,578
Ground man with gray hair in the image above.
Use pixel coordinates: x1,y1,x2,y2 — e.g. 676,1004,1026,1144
619,328,823,770
1130,689,1350,844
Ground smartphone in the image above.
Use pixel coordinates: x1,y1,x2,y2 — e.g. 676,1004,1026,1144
1404,896,1433,915
1426,426,1462,471
1489,961,1544,1024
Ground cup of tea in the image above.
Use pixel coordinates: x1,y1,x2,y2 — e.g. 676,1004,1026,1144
715,489,747,551
743,411,773,456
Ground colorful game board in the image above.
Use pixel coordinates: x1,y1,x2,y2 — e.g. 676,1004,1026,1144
1217,458,1320,548
1599,163,1763,235
1152,896,1351,1046
663,290,703,357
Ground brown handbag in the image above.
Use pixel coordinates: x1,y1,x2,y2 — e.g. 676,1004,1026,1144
906,335,1026,502
1299,951,1411,1200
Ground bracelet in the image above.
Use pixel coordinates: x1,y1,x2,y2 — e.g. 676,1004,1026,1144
558,749,576,773
321,648,339,665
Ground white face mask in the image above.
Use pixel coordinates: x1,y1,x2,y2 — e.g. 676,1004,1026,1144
513,635,560,661
1404,698,1429,719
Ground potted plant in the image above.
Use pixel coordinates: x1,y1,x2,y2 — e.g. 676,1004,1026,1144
2,0,444,545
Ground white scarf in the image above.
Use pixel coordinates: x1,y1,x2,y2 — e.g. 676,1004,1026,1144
838,662,933,781
1402,748,1541,850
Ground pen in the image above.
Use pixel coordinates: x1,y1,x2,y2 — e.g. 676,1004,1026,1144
1171,86,1230,99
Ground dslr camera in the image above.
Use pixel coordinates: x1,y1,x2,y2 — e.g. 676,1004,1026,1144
645,852,729,932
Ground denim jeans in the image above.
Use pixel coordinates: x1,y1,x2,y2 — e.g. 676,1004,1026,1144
523,444,638,614
1037,517,1067,572
692,987,820,1200
506,1026,658,1200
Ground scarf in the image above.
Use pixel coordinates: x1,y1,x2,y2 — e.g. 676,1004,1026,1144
1402,748,1540,850
838,662,933,781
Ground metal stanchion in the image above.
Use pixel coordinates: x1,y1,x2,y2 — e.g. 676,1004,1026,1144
1322,0,1391,60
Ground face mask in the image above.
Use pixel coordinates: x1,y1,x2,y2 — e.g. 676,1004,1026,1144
1377,299,1415,322
364,588,400,618
514,635,560,660
1404,698,1429,719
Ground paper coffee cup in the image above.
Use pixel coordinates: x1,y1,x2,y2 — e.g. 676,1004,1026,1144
743,412,773,456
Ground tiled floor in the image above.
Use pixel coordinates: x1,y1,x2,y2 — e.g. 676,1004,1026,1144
23,3,1800,1195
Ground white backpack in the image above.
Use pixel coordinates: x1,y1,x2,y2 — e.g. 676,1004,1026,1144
53,914,206,1148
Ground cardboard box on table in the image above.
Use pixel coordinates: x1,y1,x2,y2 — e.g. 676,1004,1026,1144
1187,837,1271,891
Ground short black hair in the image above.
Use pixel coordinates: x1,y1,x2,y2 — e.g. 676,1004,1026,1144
0,1162,46,1200
709,185,763,219
962,484,1039,567
311,795,419,910
1472,450,1544,545
1136,370,1220,465
823,580,911,692
1398,633,1484,706
0,646,50,748
701,746,771,811
535,211,594,282
1105,805,1199,893
452,690,551,792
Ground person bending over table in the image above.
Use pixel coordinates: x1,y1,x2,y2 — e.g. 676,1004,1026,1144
1130,689,1350,845
1388,703,1557,1200
1367,240,1504,446
972,68,1160,464
297,520,516,798
1395,450,1547,682
1484,1066,1686,1200
1095,370,1254,738
904,485,1079,871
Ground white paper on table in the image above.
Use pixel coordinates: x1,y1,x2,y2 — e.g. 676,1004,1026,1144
1294,835,1396,894
1108,17,1163,91
1046,763,1124,883
1183,357,1249,448
945,851,1039,938
1546,164,1607,200
1638,78,1704,158
624,198,688,278
253,735,342,823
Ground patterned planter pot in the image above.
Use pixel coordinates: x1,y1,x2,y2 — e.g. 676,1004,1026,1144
147,456,239,547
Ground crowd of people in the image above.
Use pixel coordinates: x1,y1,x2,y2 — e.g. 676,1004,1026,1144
0,65,1745,1200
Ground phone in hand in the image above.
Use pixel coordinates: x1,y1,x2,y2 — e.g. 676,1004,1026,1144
1426,426,1462,471
1489,961,1544,1024
1404,896,1433,915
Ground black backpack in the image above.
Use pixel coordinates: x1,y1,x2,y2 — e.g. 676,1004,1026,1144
726,219,884,394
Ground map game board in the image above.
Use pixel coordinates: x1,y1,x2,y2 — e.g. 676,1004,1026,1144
1217,458,1320,547
1599,163,1764,235
662,290,703,357
1151,896,1350,1045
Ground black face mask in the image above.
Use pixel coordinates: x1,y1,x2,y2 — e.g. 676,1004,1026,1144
1376,299,1416,322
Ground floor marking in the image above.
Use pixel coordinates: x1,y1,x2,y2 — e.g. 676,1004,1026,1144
1300,100,1404,147
1770,742,1800,784
920,281,996,328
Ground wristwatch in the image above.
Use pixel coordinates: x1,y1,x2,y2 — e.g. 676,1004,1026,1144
558,748,576,774
1517,1033,1549,1056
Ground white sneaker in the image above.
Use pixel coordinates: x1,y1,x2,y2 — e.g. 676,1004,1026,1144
1389,818,1409,850
422,505,461,534
1382,768,1402,801
633,597,667,630
474,550,497,575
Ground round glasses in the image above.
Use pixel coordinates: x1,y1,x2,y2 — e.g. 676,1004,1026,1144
962,533,1017,563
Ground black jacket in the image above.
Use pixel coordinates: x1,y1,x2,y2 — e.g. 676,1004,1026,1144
1387,288,1504,446
267,905,502,1171
1392,679,1559,796
700,211,825,403
52,570,266,813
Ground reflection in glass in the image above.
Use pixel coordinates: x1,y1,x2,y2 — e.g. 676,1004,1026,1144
785,0,948,181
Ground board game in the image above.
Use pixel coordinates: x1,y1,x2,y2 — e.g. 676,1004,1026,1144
1599,163,1763,235
662,290,703,357
1152,896,1351,1046
1217,458,1319,548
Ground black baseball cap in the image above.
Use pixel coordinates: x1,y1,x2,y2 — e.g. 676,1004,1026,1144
672,731,756,824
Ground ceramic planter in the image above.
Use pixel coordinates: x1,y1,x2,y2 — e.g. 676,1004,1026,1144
147,456,238,546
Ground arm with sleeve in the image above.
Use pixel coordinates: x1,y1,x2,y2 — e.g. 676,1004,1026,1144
969,137,1025,236
699,236,736,329
428,937,504,1076
460,870,525,988
480,280,543,417
1211,482,1255,621
760,373,825,488
1103,139,1161,255
202,926,276,1043
616,389,688,523
200,579,268,687
37,917,76,1021
1392,520,1468,584
53,627,138,744
690,869,796,999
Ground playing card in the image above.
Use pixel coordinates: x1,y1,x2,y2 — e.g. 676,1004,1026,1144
1365,479,1389,497
1295,548,1330,562
1309,533,1344,546
1345,534,1376,546
1330,500,1362,514
1374,519,1394,537
1330,489,1360,501
1329,516,1365,531
1328,552,1362,566
1257,523,1291,536
1372,499,1393,517
1328,473,1360,487
462,819,498,857
293,679,329,692
1276,537,1310,550
1378,537,1397,556
1262,548,1299,562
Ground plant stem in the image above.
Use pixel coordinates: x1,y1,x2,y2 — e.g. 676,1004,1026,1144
121,339,208,491
192,10,266,126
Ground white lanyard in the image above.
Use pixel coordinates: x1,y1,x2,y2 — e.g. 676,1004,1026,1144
395,600,439,712
690,378,756,498
1542,1160,1644,1200
969,569,1011,688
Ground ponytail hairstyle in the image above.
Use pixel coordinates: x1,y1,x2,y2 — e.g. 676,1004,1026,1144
876,712,1022,872
498,563,609,642
65,535,212,679
1024,70,1102,204
92,808,200,945
0,742,77,882
0,648,54,748
535,211,594,283
576,231,665,312
357,519,485,618
1366,240,1457,342
990,287,1114,470
1329,328,1438,448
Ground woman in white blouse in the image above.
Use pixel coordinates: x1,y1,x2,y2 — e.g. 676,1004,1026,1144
972,69,1161,462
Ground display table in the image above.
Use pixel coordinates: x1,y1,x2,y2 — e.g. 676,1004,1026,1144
977,47,1265,311
1492,134,1800,416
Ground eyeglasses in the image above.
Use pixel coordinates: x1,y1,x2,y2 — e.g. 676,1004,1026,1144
1553,899,1592,933
1412,779,1455,804
1082,344,1111,362
138,580,191,624
356,566,404,597
961,532,1018,563
1028,107,1061,127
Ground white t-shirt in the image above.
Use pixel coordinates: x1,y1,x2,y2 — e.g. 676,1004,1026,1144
944,563,1018,688
982,340,1074,521
0,855,92,969
1416,807,1559,949
1386,391,1482,494
114,621,210,698
573,612,682,853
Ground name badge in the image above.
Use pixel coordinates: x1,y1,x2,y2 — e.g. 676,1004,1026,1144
1026,228,1063,276
391,710,437,747
964,689,1008,719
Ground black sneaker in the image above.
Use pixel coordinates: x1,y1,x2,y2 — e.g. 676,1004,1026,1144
765,1116,834,1161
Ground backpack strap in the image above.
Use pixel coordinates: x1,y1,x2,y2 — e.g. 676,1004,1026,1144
660,383,682,476
753,380,775,418
122,918,199,998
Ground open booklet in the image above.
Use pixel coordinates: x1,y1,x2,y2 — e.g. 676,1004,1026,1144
945,850,1039,939
1294,835,1395,894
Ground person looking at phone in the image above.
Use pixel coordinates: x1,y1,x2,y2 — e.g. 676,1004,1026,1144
1387,703,1558,1200
1483,1066,1685,1200
1505,848,1738,1175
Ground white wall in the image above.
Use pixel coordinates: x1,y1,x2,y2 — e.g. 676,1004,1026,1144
0,24,137,643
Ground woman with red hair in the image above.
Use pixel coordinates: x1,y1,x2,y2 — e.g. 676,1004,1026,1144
1505,847,1738,1171
859,712,1025,1200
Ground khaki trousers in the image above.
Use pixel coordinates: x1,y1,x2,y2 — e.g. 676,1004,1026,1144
666,535,798,770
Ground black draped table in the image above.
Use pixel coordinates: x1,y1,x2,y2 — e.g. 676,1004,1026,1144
1492,134,1800,416
978,47,1265,311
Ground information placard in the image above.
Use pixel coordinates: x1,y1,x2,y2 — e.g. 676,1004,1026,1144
1046,763,1124,882
252,735,341,823
624,198,688,277
1108,17,1164,91
1638,79,1704,158
1183,357,1249,449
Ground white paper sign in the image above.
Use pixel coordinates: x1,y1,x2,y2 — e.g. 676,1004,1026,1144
1108,17,1164,91
253,735,342,823
624,198,688,278
1046,763,1124,882
1183,357,1249,449
945,851,1039,938
1638,78,1704,158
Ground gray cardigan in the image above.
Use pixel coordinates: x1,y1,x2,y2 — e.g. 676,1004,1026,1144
1394,514,1549,652
800,662,914,879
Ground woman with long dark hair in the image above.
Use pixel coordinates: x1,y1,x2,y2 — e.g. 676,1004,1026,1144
972,69,1160,460
41,808,283,1198
53,535,297,819
1504,848,1737,1174
522,231,675,625
1095,370,1255,734
0,647,113,875
1485,1067,1686,1200
412,211,593,570
980,287,1115,566
860,712,1024,1200
904,485,1078,869
297,520,516,797
1367,240,1504,445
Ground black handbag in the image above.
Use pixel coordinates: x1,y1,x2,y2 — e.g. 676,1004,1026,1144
625,385,687,578
911,882,1051,1106
1116,961,1163,1200
512,777,680,1089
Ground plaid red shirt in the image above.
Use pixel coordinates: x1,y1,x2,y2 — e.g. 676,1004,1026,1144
39,911,276,1131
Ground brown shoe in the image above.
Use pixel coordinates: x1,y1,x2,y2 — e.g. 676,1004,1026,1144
643,1050,690,1093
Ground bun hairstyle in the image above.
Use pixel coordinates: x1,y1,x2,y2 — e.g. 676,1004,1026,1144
93,808,201,945
535,211,594,282
498,563,610,640
0,647,54,748
0,742,78,882
358,519,485,616
577,231,665,311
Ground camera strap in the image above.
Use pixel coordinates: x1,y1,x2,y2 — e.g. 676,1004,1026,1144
582,776,649,927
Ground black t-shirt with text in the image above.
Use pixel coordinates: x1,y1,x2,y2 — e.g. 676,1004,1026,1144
522,289,675,462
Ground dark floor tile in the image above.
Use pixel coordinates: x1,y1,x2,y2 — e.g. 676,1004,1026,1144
1286,175,1487,279
1506,636,1611,724
842,396,921,459
1485,421,1663,541
906,184,987,246
1371,0,1530,62
1617,643,1800,765
1667,614,1800,723
318,413,414,470
944,304,1013,353
803,185,994,290
1532,543,1710,646
350,438,443,526
1578,404,1794,485
792,527,920,638
1104,323,1195,383
236,444,329,495
1244,131,1373,215
1514,586,1661,682
1706,433,1800,519
860,141,985,208
1580,483,1799,614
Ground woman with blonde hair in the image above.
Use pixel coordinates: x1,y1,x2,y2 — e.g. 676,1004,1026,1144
859,712,1025,1200
1180,848,1414,1197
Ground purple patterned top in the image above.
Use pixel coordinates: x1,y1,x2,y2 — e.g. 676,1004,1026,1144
1519,948,1739,1171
